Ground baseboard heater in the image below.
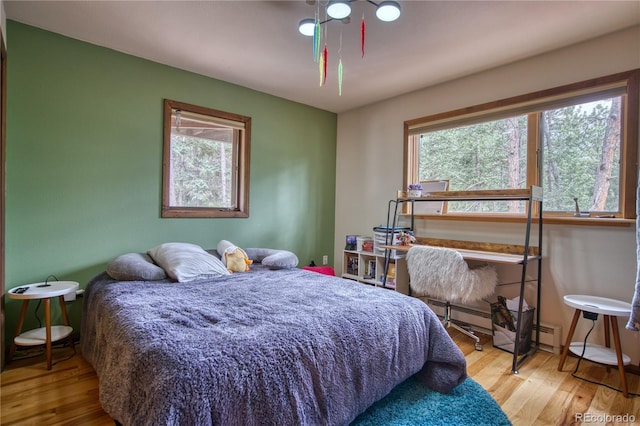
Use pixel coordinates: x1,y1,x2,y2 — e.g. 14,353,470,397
423,297,562,354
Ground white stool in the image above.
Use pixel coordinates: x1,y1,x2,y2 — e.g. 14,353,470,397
557,294,632,397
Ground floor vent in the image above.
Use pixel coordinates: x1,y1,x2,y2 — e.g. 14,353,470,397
423,298,562,354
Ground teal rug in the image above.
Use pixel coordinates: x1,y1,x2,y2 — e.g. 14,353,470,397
351,377,511,426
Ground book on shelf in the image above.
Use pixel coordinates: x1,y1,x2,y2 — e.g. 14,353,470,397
364,260,376,279
380,263,396,287
346,255,359,275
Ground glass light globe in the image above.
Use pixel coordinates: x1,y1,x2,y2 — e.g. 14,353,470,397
376,1,401,22
327,1,351,20
298,19,316,36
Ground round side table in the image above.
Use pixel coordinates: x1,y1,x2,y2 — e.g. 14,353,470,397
7,281,79,370
557,294,632,398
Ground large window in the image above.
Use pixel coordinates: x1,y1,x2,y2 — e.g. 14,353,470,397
162,99,251,218
405,70,638,220
416,115,528,213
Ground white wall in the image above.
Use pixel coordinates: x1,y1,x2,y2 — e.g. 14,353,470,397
335,25,640,364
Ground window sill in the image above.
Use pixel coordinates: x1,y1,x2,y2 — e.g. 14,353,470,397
402,213,634,227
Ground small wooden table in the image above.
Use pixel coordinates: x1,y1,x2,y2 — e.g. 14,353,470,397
7,281,78,370
557,294,632,397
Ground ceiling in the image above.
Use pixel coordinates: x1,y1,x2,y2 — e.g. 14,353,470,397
4,1,640,113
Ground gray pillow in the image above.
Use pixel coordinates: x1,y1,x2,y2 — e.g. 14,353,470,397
106,252,167,281
245,247,299,269
148,242,230,282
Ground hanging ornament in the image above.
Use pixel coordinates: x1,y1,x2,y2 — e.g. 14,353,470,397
313,2,321,62
338,59,343,96
323,45,328,86
313,20,321,62
361,14,366,58
338,30,343,96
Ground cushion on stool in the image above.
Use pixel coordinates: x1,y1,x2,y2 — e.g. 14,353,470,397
563,295,632,316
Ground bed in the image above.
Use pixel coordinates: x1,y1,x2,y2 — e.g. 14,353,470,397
81,243,467,426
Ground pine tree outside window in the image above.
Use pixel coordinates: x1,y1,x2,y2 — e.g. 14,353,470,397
162,99,251,218
404,70,638,222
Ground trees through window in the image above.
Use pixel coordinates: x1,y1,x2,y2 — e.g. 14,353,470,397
405,70,638,220
162,99,251,218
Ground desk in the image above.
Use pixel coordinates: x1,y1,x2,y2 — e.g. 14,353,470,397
382,241,542,373
383,186,543,374
7,281,78,370
381,244,539,264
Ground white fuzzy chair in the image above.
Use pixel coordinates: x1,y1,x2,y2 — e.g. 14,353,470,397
406,245,498,350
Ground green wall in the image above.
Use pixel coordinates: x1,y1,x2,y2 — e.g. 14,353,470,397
4,21,337,348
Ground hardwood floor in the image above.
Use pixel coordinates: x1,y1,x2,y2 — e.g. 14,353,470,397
452,330,639,425
1,332,638,425
1,345,113,425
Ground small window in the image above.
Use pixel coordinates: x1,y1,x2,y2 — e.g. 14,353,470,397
162,99,251,218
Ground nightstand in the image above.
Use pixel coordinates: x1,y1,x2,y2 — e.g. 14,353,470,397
7,281,79,370
557,294,632,398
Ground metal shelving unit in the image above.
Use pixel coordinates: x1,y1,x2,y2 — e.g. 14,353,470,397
383,186,543,373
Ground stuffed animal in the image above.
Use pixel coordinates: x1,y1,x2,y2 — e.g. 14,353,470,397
217,240,253,273
225,246,253,273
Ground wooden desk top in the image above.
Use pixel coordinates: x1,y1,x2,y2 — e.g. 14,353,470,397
380,245,539,264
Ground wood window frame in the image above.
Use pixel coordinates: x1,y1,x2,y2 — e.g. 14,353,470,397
162,99,251,218
404,70,639,226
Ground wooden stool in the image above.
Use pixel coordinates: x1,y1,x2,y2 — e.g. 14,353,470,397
7,281,78,370
557,294,632,397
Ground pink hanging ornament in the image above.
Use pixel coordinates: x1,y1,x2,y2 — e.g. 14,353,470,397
323,45,328,86
361,15,366,58
319,53,324,86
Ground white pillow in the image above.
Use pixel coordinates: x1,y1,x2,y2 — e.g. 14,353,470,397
148,242,230,282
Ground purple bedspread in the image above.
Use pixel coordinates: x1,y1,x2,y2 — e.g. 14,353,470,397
81,266,466,425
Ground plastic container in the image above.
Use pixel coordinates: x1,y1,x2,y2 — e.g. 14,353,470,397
356,236,370,252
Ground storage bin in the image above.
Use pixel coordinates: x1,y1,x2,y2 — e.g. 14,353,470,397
491,303,534,354
356,236,371,252
372,226,410,257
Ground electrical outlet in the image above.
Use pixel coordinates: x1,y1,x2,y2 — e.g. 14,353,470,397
322,255,328,265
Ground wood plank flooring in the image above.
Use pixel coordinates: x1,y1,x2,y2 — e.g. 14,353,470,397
1,331,638,425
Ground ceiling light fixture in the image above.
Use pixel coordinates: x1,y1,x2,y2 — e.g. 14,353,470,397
298,18,317,36
298,0,400,36
298,16,352,36
298,0,401,95
327,1,352,20
375,1,402,21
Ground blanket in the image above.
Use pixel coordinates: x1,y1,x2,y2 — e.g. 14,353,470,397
81,266,467,426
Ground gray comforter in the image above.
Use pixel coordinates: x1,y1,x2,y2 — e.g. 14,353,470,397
81,266,467,426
